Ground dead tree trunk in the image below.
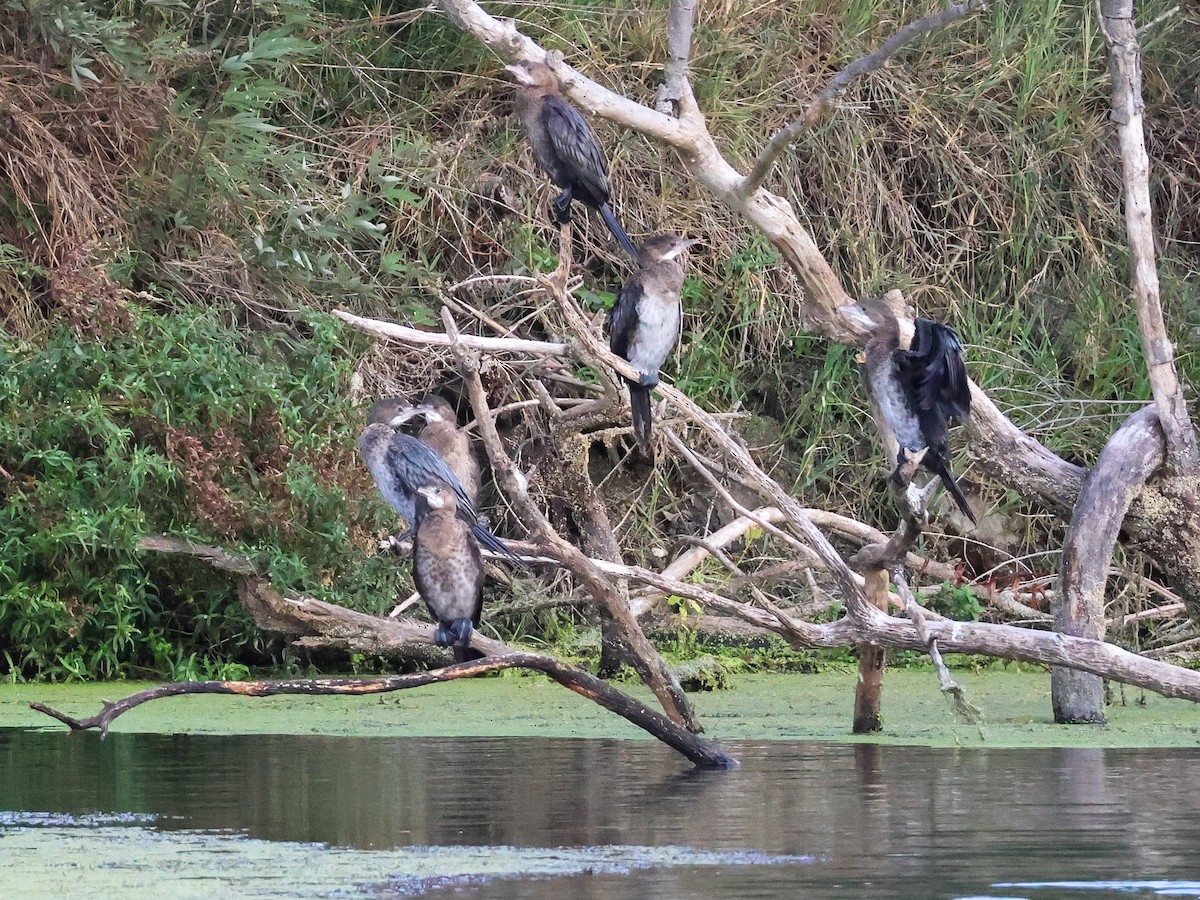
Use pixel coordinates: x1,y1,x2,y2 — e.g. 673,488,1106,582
852,568,889,733
1099,0,1197,475
1053,407,1164,723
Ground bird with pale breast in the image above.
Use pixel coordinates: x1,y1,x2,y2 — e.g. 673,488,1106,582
856,299,976,524
608,233,699,462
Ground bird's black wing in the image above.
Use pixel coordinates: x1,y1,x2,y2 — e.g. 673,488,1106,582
387,434,482,522
608,274,643,361
390,434,523,565
542,95,611,205
897,319,971,424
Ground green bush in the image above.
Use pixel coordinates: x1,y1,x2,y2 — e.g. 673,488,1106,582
0,305,399,680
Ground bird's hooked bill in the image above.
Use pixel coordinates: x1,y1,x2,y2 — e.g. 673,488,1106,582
416,485,447,508
663,237,700,260
386,409,420,428
503,63,536,85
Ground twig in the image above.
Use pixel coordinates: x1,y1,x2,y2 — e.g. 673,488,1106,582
333,309,568,356
740,0,989,195
388,591,421,618
135,535,259,575
1137,4,1179,35
889,564,984,724
663,428,825,570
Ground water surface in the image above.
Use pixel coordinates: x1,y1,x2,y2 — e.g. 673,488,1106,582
3,730,1199,897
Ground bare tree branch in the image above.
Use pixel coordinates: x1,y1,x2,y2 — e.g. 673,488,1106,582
30,580,737,769
1053,405,1164,722
656,0,701,120
449,327,702,732
741,0,989,196
1099,0,1198,474
333,309,568,356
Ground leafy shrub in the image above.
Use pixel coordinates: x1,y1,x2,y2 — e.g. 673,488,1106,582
0,305,399,680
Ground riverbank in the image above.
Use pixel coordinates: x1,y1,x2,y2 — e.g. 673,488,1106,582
4,669,1199,748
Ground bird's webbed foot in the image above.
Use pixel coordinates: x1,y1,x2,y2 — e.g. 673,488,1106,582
433,623,456,648
891,446,928,488
637,372,659,388
450,618,474,648
381,529,414,554
551,189,573,226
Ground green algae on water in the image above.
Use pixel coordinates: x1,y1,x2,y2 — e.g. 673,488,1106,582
5,670,1200,749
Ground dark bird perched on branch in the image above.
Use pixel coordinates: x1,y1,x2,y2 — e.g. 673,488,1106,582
358,398,518,561
608,234,699,462
412,484,486,662
859,299,976,524
506,60,638,259
389,395,481,505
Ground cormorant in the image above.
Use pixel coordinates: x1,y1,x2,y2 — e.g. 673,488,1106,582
389,395,481,505
358,398,517,560
608,234,698,461
412,484,486,662
859,300,976,524
506,60,638,258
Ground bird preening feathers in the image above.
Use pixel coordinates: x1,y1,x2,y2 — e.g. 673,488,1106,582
358,398,514,559
506,60,638,259
608,234,698,463
358,397,519,661
858,299,976,524
388,395,482,506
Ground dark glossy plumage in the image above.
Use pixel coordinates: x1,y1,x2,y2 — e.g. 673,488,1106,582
608,234,698,461
358,399,518,561
413,484,485,663
391,395,481,505
507,61,637,258
860,301,976,524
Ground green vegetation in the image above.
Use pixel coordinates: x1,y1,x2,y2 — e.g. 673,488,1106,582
6,669,1200,747
0,306,402,679
1,0,1197,678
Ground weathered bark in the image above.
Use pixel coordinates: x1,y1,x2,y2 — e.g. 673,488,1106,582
1099,0,1198,475
1053,406,1164,723
238,579,736,765
452,338,701,733
852,568,889,733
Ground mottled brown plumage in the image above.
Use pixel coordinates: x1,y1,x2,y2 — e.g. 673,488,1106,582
410,396,481,505
413,484,485,662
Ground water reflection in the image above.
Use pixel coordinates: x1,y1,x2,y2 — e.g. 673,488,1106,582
2,730,1199,898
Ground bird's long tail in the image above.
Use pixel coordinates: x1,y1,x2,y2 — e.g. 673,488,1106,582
930,458,976,524
629,381,655,462
450,617,485,663
469,523,524,567
599,203,638,259
453,644,486,663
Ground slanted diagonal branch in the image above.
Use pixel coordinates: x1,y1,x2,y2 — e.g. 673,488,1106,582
1098,0,1198,474
740,0,989,195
